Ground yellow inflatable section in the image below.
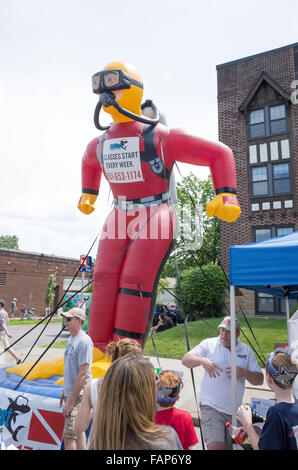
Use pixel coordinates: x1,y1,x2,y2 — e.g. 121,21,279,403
6,347,111,384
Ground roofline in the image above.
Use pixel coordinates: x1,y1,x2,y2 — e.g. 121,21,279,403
0,247,79,262
216,42,298,69
238,71,291,112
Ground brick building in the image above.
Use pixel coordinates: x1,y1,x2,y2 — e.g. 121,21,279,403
217,43,298,315
0,248,92,316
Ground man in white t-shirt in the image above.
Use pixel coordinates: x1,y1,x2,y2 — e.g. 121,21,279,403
182,316,264,450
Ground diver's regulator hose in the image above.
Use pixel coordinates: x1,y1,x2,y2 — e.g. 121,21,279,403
94,92,160,130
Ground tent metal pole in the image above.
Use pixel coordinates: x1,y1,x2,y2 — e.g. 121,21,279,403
230,285,237,430
286,295,290,347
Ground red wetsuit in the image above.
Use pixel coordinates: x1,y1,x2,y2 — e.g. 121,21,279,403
81,120,237,351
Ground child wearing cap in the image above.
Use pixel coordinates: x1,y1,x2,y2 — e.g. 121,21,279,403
154,370,199,450
237,348,298,450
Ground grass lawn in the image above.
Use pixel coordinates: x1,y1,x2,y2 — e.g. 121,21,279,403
10,318,63,325
143,317,289,367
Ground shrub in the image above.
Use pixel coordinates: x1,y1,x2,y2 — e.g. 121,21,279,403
175,264,228,319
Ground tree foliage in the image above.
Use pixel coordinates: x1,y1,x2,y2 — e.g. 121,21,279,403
162,173,220,277
175,264,228,319
45,272,57,307
0,235,19,250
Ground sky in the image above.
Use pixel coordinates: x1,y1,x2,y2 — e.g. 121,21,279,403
1,0,298,260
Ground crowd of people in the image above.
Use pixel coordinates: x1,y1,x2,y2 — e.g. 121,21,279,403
1,300,298,451
58,309,298,451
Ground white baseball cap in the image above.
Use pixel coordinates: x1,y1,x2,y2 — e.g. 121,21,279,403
61,307,86,321
218,316,240,331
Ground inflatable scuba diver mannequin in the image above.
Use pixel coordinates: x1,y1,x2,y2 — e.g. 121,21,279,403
78,61,241,356
0,64,240,448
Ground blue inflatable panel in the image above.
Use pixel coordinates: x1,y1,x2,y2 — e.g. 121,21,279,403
0,367,63,399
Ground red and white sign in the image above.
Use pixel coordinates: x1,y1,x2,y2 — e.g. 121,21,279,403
80,255,88,267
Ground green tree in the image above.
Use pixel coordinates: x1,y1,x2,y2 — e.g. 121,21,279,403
162,173,220,277
175,264,228,319
45,272,57,308
0,235,19,250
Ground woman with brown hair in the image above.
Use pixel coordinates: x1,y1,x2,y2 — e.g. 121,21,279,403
89,355,183,450
74,338,142,446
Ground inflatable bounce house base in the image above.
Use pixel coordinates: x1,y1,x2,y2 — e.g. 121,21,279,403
0,349,110,450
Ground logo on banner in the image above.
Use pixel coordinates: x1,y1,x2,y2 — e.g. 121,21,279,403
4,395,31,442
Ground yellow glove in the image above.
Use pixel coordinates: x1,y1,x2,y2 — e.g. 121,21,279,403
206,193,241,223
78,193,97,215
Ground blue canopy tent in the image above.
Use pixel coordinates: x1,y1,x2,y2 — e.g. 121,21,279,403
229,231,298,299
228,231,298,429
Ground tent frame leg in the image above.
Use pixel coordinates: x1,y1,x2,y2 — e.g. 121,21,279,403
230,285,237,427
286,295,290,347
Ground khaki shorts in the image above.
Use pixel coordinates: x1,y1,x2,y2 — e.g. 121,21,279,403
200,404,233,449
0,335,10,364
63,396,82,440
0,335,10,350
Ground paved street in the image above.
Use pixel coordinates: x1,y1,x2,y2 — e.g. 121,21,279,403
8,321,67,350
0,321,68,366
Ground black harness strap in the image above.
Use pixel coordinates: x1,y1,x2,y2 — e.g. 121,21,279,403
138,284,161,370
119,287,152,298
141,125,171,180
113,328,146,340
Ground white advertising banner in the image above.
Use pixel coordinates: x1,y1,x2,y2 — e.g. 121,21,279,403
0,387,64,450
103,137,143,183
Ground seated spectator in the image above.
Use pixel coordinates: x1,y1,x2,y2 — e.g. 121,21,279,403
74,338,142,448
150,313,173,335
155,370,199,450
89,355,183,450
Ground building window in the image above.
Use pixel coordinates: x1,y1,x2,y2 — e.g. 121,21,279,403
251,162,291,196
276,226,294,237
273,201,282,209
251,166,268,196
249,145,257,163
0,273,6,286
250,109,266,138
280,297,297,314
269,105,287,134
259,143,268,162
257,293,297,315
254,228,272,242
255,222,293,314
254,226,294,242
284,200,293,209
257,292,274,313
249,104,287,139
254,225,295,315
281,139,290,159
270,141,279,160
249,139,290,163
273,163,290,194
